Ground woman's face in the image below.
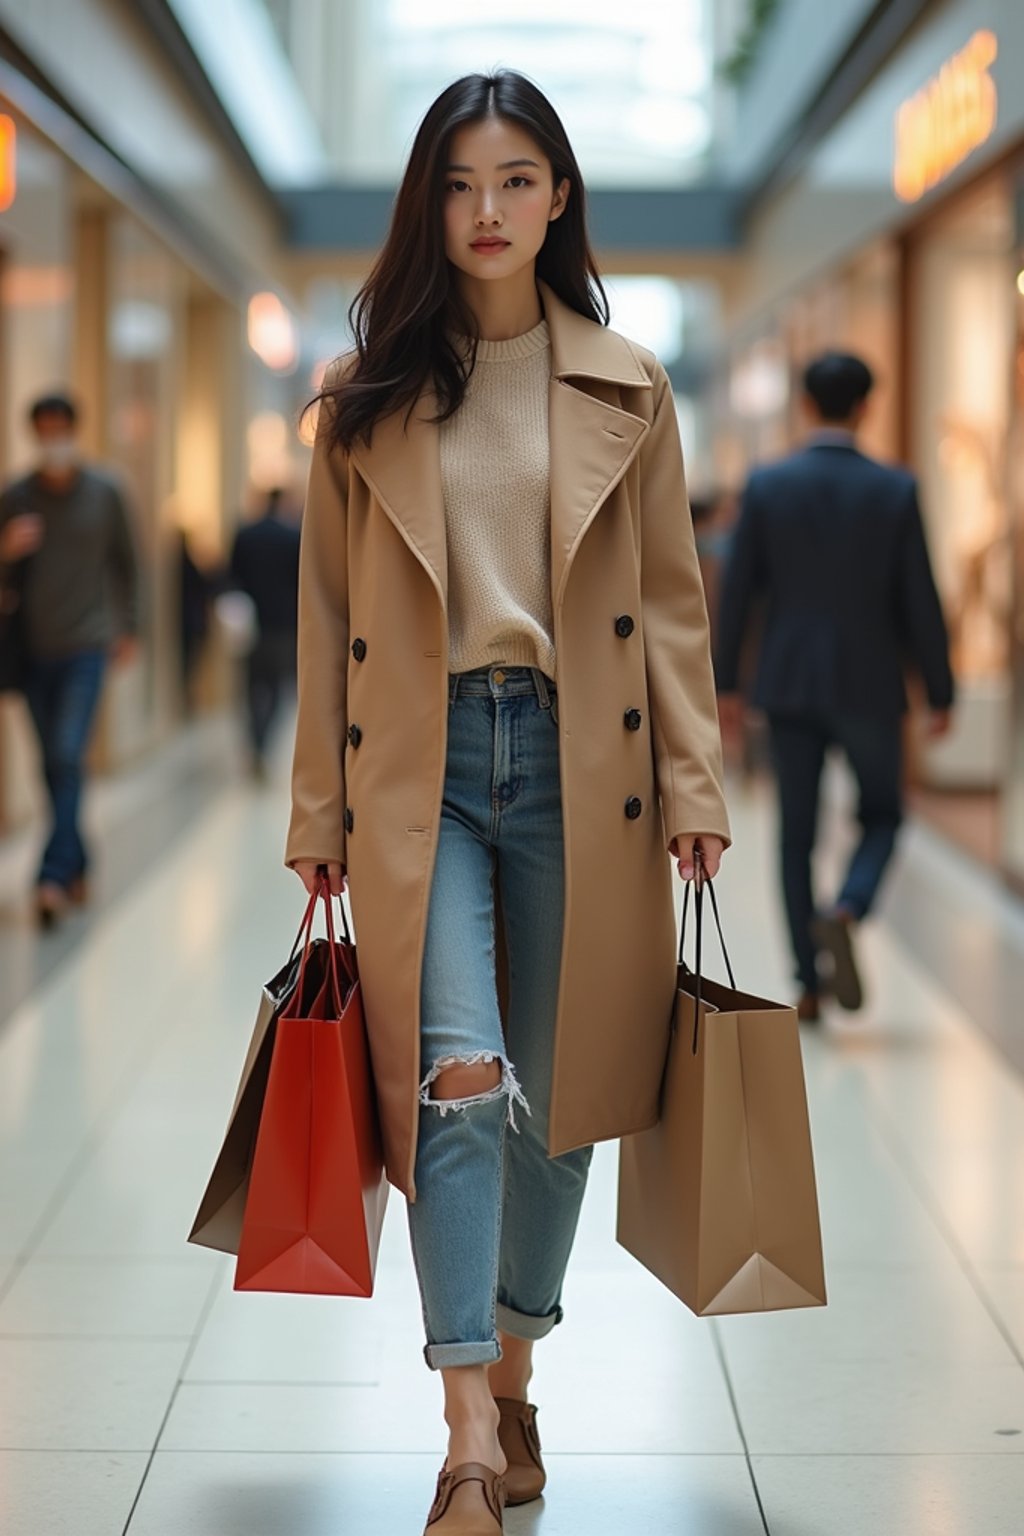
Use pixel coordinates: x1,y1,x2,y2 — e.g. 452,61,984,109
443,116,569,283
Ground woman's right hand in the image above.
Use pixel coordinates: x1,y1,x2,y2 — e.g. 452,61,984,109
292,859,347,896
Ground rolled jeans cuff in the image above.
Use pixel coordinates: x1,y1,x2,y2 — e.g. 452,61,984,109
424,1338,502,1371
495,1300,563,1342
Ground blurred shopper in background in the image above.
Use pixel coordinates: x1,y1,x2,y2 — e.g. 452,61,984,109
228,486,300,781
177,528,214,715
690,486,739,655
0,392,140,930
715,353,954,1023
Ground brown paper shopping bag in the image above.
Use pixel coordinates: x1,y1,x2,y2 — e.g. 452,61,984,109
617,868,827,1316
187,886,346,1255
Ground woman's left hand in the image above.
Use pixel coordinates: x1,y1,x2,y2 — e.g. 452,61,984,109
669,834,726,882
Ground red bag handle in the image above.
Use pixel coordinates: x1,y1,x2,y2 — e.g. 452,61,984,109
288,872,354,1019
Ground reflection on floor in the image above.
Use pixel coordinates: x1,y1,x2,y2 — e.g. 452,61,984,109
0,713,238,1027
908,784,1001,870
1,738,1023,1535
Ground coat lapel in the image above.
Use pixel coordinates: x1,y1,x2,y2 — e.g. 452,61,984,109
348,379,448,606
348,276,653,612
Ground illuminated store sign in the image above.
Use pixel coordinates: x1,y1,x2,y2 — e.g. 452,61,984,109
247,291,298,373
893,30,998,204
0,115,15,212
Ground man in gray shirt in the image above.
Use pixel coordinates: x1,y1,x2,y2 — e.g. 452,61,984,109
0,392,140,928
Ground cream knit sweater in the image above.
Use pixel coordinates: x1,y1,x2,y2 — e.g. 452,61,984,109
440,318,556,679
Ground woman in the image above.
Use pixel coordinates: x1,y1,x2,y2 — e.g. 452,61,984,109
286,70,731,1536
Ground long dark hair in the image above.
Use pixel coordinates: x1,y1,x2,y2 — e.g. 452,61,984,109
312,70,609,455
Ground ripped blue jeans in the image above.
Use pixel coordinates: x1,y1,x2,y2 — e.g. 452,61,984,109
407,664,595,1370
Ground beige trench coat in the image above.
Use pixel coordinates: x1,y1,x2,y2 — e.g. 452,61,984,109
285,277,731,1200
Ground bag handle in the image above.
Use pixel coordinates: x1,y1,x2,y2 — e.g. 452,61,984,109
679,850,736,1054
317,873,346,1016
285,872,354,963
289,872,354,1019
315,864,354,947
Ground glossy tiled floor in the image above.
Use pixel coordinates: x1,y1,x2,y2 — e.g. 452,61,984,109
2,736,1024,1534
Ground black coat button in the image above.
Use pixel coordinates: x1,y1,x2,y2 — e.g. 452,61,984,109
351,637,367,661
347,723,362,747
614,614,634,638
624,708,642,731
624,796,642,819
344,806,354,833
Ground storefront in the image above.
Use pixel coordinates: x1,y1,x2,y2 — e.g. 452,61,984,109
0,42,302,837
0,107,235,825
714,0,1024,885
902,163,1019,868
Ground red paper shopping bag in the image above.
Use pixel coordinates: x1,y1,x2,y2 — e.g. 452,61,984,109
234,879,389,1296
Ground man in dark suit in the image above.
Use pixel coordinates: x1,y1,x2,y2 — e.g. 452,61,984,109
229,487,301,780
715,353,954,1022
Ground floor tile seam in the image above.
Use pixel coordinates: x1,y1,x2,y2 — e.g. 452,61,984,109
120,1267,224,1535
2,1446,1021,1459
138,1443,761,1456
135,1448,760,1458
0,1449,153,1456
173,1265,227,1387
0,1444,179,1455
17,1251,227,1262
4,1449,1019,1462
709,1320,772,1535
737,1444,1024,1459
747,1450,1024,1459
0,1332,198,1342
853,1088,1024,1374
181,1378,383,1388
121,1383,184,1535
11,1255,215,1266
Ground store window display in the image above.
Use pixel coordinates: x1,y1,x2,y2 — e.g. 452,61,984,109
907,175,1016,832
1001,202,1024,887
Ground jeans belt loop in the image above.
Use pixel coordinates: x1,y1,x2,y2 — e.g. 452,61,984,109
531,667,551,711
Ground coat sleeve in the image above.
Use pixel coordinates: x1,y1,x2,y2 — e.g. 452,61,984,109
0,484,17,581
640,360,731,851
107,479,141,637
713,474,763,694
897,480,955,711
284,382,350,870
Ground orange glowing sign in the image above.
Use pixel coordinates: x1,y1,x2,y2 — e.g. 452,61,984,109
894,30,998,203
0,115,15,213
247,291,297,373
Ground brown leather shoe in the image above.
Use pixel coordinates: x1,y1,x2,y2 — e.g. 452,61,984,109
424,1461,506,1533
494,1397,546,1504
812,910,864,1011
35,882,69,930
796,992,821,1024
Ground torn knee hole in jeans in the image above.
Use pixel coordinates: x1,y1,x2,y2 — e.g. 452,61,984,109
418,1051,531,1131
